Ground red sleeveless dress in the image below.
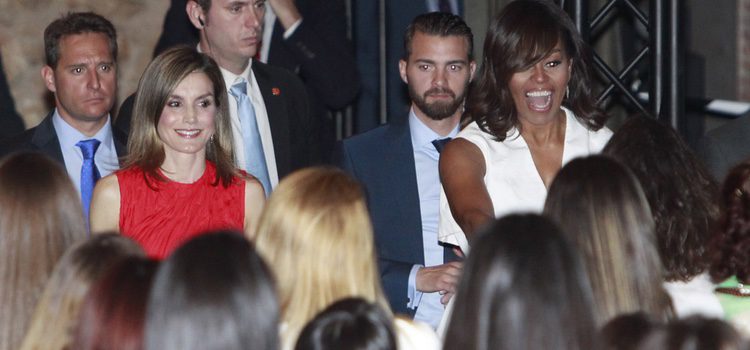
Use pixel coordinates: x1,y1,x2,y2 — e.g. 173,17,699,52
117,161,245,259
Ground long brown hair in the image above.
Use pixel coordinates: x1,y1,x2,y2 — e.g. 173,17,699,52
544,155,673,325
0,152,87,350
124,46,237,187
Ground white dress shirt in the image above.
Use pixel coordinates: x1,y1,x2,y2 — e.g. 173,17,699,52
219,61,280,189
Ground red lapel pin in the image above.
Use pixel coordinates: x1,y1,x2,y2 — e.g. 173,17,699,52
272,87,281,96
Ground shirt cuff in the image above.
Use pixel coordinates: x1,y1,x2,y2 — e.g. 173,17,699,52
407,264,424,310
283,19,302,39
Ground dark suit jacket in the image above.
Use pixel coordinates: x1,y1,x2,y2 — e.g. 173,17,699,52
0,111,127,165
338,117,458,317
698,115,750,181
116,60,313,180
153,0,358,162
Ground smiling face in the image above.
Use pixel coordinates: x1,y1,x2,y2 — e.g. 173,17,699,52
193,0,266,74
42,32,116,134
400,32,476,122
157,72,217,159
508,42,571,126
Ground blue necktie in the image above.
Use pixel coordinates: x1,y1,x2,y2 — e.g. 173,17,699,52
77,139,101,223
229,79,271,197
432,137,452,154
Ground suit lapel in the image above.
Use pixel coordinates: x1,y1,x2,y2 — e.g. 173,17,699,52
383,120,425,264
252,62,292,177
31,112,65,164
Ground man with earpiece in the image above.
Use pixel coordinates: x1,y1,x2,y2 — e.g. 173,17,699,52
118,0,313,196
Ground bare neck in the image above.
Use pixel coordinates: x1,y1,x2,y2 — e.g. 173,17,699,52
160,152,207,183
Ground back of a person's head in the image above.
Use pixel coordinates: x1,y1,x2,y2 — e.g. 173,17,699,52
603,115,719,282
73,256,158,350
544,155,671,324
443,214,599,350
20,233,145,350
604,314,746,350
254,167,388,335
0,152,87,350
295,298,396,350
145,231,278,350
710,160,750,283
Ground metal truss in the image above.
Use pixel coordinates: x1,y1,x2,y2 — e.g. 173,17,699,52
561,0,684,130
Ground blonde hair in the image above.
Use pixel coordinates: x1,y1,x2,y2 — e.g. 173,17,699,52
20,234,144,350
544,156,673,325
0,152,86,350
254,167,390,343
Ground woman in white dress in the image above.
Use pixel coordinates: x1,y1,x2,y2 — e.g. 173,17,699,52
438,0,612,253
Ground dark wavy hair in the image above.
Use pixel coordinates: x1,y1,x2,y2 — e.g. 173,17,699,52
465,0,605,140
443,214,599,350
294,298,396,350
709,161,750,284
604,116,719,282
603,313,745,350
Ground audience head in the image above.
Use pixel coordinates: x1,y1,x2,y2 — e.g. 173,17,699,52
604,115,719,282
403,11,474,61
73,256,158,350
186,0,266,74
0,152,87,350
44,11,117,68
20,233,145,350
466,0,605,140
603,313,745,350
295,298,397,350
42,12,117,132
145,231,278,350
127,46,235,186
709,160,750,283
443,214,599,350
254,167,390,343
544,155,672,324
399,12,476,122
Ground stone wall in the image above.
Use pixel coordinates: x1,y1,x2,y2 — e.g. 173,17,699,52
0,0,169,127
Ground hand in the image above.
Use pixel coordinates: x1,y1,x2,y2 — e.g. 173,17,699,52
415,261,463,294
440,291,454,305
267,0,302,29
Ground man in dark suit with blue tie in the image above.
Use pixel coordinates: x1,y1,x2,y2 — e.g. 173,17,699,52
0,12,127,220
339,12,475,328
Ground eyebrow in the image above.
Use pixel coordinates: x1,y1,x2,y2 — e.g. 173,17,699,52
168,92,214,100
414,58,468,65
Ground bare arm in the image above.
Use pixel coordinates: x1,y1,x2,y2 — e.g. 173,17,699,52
439,138,494,242
243,177,266,240
90,174,121,234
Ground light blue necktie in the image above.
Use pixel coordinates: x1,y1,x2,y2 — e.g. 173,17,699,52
77,139,101,224
229,79,271,196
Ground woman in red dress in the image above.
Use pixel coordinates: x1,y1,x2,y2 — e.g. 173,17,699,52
90,46,265,259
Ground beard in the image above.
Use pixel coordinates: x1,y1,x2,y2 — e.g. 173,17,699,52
409,85,467,121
